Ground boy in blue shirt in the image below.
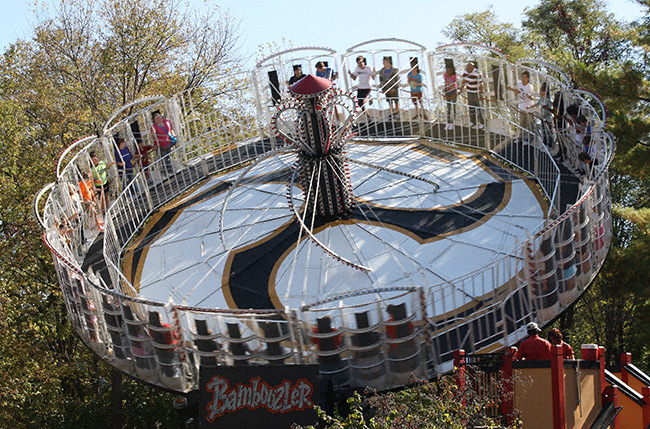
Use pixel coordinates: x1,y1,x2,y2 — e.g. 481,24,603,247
407,60,427,119
115,138,139,189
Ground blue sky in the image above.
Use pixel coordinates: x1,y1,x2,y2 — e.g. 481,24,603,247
1,0,646,67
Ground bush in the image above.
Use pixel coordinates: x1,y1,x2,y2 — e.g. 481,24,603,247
294,374,521,429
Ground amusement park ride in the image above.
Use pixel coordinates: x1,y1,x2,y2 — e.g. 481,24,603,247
35,39,613,400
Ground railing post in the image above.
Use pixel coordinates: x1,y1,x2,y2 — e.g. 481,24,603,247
642,386,650,429
533,142,539,180
453,349,466,404
500,347,515,425
200,158,209,179
523,237,539,312
140,172,153,214
105,218,122,290
599,346,607,404
551,344,566,429
581,343,606,410
619,352,631,385
603,385,620,429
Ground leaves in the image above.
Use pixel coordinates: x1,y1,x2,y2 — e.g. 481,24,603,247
297,376,521,429
444,0,650,373
1,0,649,425
522,0,630,69
0,0,239,425
442,7,528,59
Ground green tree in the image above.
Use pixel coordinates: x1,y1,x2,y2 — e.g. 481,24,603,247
0,0,240,426
297,376,520,429
522,0,631,69
442,7,528,59
520,0,650,370
32,0,240,126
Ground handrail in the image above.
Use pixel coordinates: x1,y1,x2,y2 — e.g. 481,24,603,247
535,133,615,240
436,42,506,59
256,46,337,68
56,136,97,178
574,89,608,128
102,95,166,135
301,285,420,311
346,38,427,52
515,59,572,87
33,182,56,229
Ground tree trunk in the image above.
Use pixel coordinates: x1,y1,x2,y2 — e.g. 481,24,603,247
111,368,123,429
559,306,574,332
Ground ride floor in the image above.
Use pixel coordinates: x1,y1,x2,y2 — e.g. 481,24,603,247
83,120,580,317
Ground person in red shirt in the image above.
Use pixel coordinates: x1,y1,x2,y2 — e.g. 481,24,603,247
151,110,176,175
547,328,575,360
136,142,157,180
148,311,180,377
311,316,349,388
311,316,342,361
385,305,415,346
516,322,551,361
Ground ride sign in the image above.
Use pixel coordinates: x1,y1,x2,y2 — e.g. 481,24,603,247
199,365,319,428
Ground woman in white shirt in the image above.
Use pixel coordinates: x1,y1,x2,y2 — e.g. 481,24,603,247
508,71,536,139
349,55,375,109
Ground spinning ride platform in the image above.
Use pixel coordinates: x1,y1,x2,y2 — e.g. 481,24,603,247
35,41,614,393
124,139,546,314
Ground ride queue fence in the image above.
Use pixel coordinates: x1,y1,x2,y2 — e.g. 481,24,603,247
36,48,614,392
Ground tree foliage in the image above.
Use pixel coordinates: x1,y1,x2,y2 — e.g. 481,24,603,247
32,0,240,126
521,0,650,370
444,0,650,371
0,0,239,426
296,376,520,429
442,7,527,59
522,0,631,67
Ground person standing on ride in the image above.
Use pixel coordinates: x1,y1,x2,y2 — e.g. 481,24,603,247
574,114,590,151
378,56,400,113
89,151,114,212
151,111,176,175
114,138,139,188
136,140,156,181
537,83,554,148
508,70,536,140
316,61,341,120
443,64,458,130
349,56,375,110
407,60,426,119
288,64,307,85
78,171,95,207
315,61,338,81
459,61,484,129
